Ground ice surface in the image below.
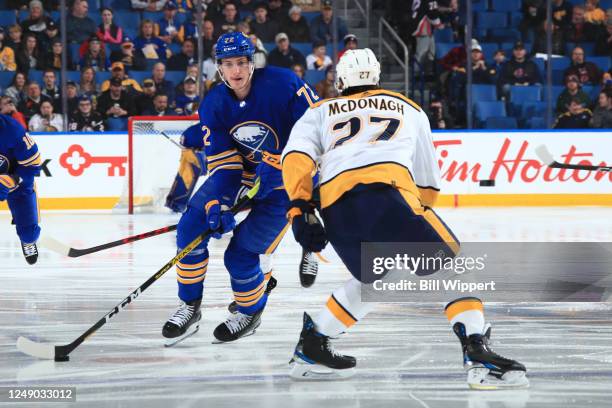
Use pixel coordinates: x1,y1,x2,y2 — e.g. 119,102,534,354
1,208,612,407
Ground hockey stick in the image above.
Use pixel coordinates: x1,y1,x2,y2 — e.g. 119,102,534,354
536,145,612,172
39,225,178,258
17,181,260,362
160,130,185,150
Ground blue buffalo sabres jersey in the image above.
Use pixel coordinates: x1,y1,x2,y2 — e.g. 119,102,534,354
198,66,317,202
0,114,41,185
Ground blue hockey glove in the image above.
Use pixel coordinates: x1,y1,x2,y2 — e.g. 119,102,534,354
206,200,236,239
254,151,283,200
288,200,327,253
0,175,17,201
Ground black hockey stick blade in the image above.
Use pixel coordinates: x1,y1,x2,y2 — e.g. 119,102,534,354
17,181,260,361
39,225,178,258
535,144,611,172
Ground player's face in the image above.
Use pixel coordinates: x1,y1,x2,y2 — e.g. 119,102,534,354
219,56,252,91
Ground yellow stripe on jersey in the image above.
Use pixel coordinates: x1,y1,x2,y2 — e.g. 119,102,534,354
282,151,317,202
208,148,239,162
326,295,357,328
444,298,483,321
319,162,420,209
0,175,16,189
207,155,242,172
209,164,243,177
18,151,41,167
418,186,440,207
264,222,290,254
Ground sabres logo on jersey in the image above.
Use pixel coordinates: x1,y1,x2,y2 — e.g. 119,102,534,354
230,121,280,162
0,154,9,174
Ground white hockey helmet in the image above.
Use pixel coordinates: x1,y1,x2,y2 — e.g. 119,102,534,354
335,48,381,92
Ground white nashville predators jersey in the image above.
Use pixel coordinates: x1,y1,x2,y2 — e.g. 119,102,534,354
282,89,440,209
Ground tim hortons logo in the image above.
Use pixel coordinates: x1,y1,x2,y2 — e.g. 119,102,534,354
59,144,127,177
434,138,612,184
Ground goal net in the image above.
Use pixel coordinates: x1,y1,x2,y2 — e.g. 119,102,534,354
116,115,200,214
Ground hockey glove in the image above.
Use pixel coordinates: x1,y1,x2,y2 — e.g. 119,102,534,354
0,175,17,201
206,200,236,239
254,151,283,200
288,199,327,253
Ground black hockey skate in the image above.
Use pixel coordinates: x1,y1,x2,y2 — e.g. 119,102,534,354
162,298,202,347
21,242,38,265
227,275,277,313
213,308,263,343
453,322,529,389
299,250,318,288
289,312,356,380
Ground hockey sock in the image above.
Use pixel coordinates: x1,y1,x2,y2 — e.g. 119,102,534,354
313,278,375,337
444,297,485,335
176,257,208,301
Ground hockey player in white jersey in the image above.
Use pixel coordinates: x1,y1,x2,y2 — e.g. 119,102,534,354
281,49,528,389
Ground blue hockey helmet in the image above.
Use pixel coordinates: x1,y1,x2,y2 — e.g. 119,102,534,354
214,32,255,62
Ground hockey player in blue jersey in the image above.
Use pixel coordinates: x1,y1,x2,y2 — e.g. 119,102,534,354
0,114,42,265
162,32,319,345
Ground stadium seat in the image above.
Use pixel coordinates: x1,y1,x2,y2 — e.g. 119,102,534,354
474,101,506,125
0,71,14,89
551,69,565,84
142,11,163,22
509,12,522,27
28,70,44,85
110,0,131,9
491,0,522,11
519,101,547,121
168,43,181,56
488,28,520,43
106,117,128,131
550,85,565,103
589,56,611,72
533,57,545,79
549,56,570,70
434,28,454,43
129,71,150,83
292,42,312,57
302,12,318,23
566,42,595,55
166,71,186,85
480,43,498,61
0,11,16,26
526,117,546,129
600,0,612,8
510,85,541,102
471,0,488,11
435,43,460,59
485,116,518,129
65,70,81,83
304,70,325,86
582,85,601,101
475,12,506,30
262,42,275,53
471,84,497,105
114,10,139,29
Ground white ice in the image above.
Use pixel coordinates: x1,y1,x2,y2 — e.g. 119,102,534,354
1,207,612,407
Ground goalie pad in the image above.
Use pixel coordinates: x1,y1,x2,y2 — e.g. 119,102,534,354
165,149,207,213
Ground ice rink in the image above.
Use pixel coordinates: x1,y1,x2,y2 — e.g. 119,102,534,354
1,207,612,407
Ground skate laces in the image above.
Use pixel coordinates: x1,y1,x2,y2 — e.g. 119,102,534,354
301,252,318,275
22,243,37,257
224,312,252,334
168,301,194,326
323,337,341,357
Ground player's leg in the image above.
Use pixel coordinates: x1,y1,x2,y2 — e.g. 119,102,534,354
213,189,289,342
227,253,276,313
7,182,41,265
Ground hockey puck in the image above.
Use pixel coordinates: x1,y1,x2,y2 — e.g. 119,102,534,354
479,179,495,187
55,355,69,362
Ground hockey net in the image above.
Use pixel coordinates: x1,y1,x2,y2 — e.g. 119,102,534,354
116,116,199,214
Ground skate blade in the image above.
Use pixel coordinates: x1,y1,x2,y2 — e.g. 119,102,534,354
289,360,355,381
467,368,529,390
211,319,261,344
164,324,200,347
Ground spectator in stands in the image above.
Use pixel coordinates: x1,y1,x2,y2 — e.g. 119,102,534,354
4,72,28,104
584,0,606,24
249,2,278,43
151,62,175,103
41,69,61,113
101,62,143,94
306,40,332,71
79,66,99,100
20,0,52,42
175,76,198,115
156,2,182,44
42,37,74,71
310,0,348,44
407,0,441,76
178,9,202,42
498,41,541,99
290,62,305,80
97,7,123,46
6,25,23,54
268,32,307,69
15,33,42,73
131,0,168,11
134,79,157,114
490,49,506,82
437,40,471,97
565,5,599,43
68,95,105,132
67,0,97,44
564,46,602,85
338,33,358,60
552,0,573,30
135,19,170,62
0,29,17,71
314,65,338,99
281,5,311,44
556,76,591,113
200,20,218,60
18,80,51,122
594,16,612,56
207,0,232,22
39,19,59,54
202,47,217,84
167,37,197,71
590,88,612,127
28,100,63,131
97,77,134,128
65,80,79,115
0,96,27,128
79,36,110,72
553,96,592,128
237,0,256,15
427,97,454,129
145,93,172,116
519,0,544,43
110,36,147,72
268,0,290,26
213,1,241,37
532,20,566,56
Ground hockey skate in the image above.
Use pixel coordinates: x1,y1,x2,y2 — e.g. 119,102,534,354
228,276,277,313
453,322,529,390
162,298,202,347
213,308,263,343
289,312,356,380
21,242,38,265
299,250,318,288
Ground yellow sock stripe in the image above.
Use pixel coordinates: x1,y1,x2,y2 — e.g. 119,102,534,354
234,288,265,306
326,295,357,328
177,275,206,284
177,260,208,270
444,298,484,321
234,280,266,298
264,271,272,281
264,222,290,254
177,267,207,278
234,286,265,304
